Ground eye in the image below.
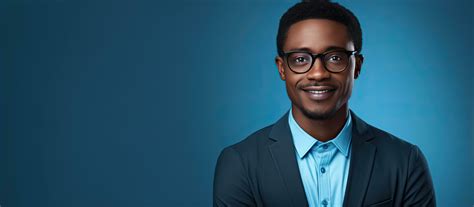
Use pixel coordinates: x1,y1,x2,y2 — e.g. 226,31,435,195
295,56,309,63
325,51,347,65
329,55,342,62
288,53,311,66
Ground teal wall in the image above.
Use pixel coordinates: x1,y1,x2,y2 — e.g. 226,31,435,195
1,0,472,206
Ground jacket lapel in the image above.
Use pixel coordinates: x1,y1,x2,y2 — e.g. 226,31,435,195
268,112,309,207
267,110,377,207
343,111,377,206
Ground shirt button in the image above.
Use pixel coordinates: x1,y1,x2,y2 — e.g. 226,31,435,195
322,144,328,149
320,167,326,173
322,200,328,206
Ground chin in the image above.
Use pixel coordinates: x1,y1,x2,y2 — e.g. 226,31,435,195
300,107,337,120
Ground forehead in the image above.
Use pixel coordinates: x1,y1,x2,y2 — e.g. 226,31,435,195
284,19,354,53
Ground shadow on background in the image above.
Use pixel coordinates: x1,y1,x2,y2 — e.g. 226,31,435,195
1,0,473,206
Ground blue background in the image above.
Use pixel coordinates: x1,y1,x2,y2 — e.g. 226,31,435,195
1,0,472,206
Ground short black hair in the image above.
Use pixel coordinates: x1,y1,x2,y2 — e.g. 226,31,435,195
276,0,362,57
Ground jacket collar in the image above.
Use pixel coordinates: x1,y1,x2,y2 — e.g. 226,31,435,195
269,110,374,142
268,110,377,207
288,109,353,159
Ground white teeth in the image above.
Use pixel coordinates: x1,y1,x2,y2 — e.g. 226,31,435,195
308,90,329,94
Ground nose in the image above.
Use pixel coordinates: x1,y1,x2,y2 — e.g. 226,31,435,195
306,57,330,81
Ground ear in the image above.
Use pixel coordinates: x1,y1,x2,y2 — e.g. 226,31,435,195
275,56,286,81
354,54,364,79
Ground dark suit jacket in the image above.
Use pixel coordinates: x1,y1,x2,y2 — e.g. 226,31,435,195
213,111,436,207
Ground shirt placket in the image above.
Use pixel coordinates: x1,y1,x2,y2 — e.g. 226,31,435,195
315,144,332,207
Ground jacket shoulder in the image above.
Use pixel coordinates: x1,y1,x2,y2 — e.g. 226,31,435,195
366,123,419,157
225,124,275,154
361,123,436,205
371,124,412,143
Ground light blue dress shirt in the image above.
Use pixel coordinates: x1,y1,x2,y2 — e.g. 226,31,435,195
288,109,352,207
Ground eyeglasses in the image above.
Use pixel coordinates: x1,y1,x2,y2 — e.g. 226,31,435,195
283,50,358,73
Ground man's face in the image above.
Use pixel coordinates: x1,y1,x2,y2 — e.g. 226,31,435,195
276,19,363,120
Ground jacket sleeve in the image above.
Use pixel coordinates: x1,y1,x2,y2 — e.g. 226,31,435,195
213,146,256,207
403,145,436,206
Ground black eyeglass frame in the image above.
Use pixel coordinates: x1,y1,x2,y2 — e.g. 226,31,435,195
282,50,358,74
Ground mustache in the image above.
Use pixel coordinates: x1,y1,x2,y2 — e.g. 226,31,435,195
298,82,336,89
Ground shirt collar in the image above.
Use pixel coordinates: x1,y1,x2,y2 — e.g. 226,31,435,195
288,108,352,159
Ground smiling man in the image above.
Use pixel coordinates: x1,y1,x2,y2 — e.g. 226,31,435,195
213,1,436,206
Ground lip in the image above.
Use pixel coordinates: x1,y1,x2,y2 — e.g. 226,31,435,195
301,85,335,91
300,86,336,101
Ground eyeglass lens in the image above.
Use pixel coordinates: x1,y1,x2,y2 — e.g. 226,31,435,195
286,51,350,73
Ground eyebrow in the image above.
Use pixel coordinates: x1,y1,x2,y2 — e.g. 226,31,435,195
286,46,348,53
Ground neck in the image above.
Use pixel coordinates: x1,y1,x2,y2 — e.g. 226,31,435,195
291,104,349,142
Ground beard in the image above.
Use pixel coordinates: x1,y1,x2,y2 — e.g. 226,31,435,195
294,100,347,121
300,105,337,120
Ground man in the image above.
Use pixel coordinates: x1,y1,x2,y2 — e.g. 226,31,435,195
213,1,436,206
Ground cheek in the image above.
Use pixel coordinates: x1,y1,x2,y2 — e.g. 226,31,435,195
284,75,303,97
285,78,298,96
336,71,355,96
342,75,355,97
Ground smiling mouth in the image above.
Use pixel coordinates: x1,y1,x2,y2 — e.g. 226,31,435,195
301,86,336,101
307,90,332,94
